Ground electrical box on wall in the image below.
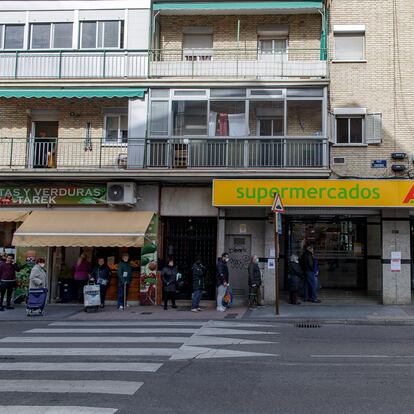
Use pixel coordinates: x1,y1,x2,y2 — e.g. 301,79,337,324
391,165,406,172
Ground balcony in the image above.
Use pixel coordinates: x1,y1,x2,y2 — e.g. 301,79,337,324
149,48,327,80
0,50,148,79
0,136,328,171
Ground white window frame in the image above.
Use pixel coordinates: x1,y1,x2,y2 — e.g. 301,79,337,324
335,115,365,145
258,37,288,55
29,23,73,50
333,25,366,62
80,20,122,49
0,24,25,50
103,114,128,145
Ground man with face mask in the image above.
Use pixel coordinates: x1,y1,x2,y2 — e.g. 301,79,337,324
248,255,262,309
117,253,132,310
216,252,230,312
0,254,20,311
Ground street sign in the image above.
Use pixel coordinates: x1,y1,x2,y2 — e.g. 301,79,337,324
271,193,285,213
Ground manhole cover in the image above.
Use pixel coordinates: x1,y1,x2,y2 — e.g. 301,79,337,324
177,306,191,311
225,313,238,319
295,321,321,328
141,312,152,315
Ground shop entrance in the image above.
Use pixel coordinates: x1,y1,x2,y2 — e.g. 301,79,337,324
225,234,251,297
287,217,367,291
162,217,217,300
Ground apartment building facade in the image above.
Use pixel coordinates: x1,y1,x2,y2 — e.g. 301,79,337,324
0,0,412,305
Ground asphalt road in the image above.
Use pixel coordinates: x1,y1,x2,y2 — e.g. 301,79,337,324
0,318,414,414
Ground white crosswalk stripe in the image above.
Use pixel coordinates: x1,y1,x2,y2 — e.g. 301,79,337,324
0,319,278,413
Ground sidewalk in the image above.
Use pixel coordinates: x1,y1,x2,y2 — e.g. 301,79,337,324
2,301,414,324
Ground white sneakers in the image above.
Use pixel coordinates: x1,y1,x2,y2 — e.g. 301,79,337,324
118,306,124,311
216,306,226,312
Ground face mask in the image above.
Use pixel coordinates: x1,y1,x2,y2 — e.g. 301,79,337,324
39,263,45,268
255,259,259,264
225,258,229,263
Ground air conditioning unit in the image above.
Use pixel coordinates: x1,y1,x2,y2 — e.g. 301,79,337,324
107,182,137,205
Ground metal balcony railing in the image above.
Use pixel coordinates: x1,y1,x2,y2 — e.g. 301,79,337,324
149,48,328,79
0,49,148,79
143,137,328,169
0,136,328,171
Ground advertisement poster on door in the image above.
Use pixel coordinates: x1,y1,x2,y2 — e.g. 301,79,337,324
140,215,160,305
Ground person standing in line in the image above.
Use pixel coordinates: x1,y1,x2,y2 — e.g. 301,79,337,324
91,257,112,308
117,253,132,310
216,252,229,312
73,253,91,303
288,254,304,305
29,258,47,289
191,256,205,312
248,255,262,309
0,254,20,311
161,258,178,310
300,245,321,303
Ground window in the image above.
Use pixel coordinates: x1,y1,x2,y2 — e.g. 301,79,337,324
334,26,365,61
30,23,73,49
172,101,208,136
150,101,169,136
0,24,24,49
183,32,213,61
336,117,364,144
258,38,287,55
258,118,283,136
104,115,128,144
209,101,246,137
81,21,123,49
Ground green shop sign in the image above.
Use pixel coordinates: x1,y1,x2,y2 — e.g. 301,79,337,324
0,185,107,205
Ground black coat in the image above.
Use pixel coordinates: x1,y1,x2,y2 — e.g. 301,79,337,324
192,261,205,290
91,265,112,285
216,258,229,286
248,262,261,287
288,261,304,292
161,266,177,293
300,250,314,273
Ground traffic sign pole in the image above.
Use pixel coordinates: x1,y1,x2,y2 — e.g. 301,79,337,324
274,212,280,316
271,193,284,316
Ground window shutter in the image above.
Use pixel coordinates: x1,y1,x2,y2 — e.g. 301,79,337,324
365,113,382,144
328,112,336,143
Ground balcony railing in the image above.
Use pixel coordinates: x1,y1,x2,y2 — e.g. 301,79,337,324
143,137,328,169
149,48,328,79
0,137,328,171
0,50,148,79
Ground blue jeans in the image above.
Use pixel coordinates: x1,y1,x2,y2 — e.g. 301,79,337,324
192,288,202,309
303,271,317,301
117,282,130,307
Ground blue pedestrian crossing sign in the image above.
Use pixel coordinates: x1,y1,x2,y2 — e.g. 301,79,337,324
271,193,285,213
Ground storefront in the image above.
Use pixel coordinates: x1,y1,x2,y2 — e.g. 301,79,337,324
1,183,160,306
213,179,414,304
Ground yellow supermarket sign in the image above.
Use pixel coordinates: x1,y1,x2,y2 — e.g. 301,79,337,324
212,179,414,208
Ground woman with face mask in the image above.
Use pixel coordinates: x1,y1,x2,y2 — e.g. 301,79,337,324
248,255,262,309
29,258,48,289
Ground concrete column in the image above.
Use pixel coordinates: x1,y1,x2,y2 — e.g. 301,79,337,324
367,216,382,297
382,209,411,304
217,209,225,258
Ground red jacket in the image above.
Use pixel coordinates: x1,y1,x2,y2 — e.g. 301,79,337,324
0,262,19,281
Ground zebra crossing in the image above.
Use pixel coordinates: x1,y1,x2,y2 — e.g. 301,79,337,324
0,319,279,413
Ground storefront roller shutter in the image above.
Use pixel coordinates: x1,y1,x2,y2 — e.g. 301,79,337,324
365,113,382,144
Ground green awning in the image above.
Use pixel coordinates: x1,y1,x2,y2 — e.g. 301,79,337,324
0,88,146,99
153,1,323,12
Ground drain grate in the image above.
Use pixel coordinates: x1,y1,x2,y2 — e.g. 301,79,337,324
225,313,238,319
295,321,321,328
141,312,152,315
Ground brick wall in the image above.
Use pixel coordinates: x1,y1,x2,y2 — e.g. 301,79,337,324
0,97,130,169
158,14,321,60
329,0,413,178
